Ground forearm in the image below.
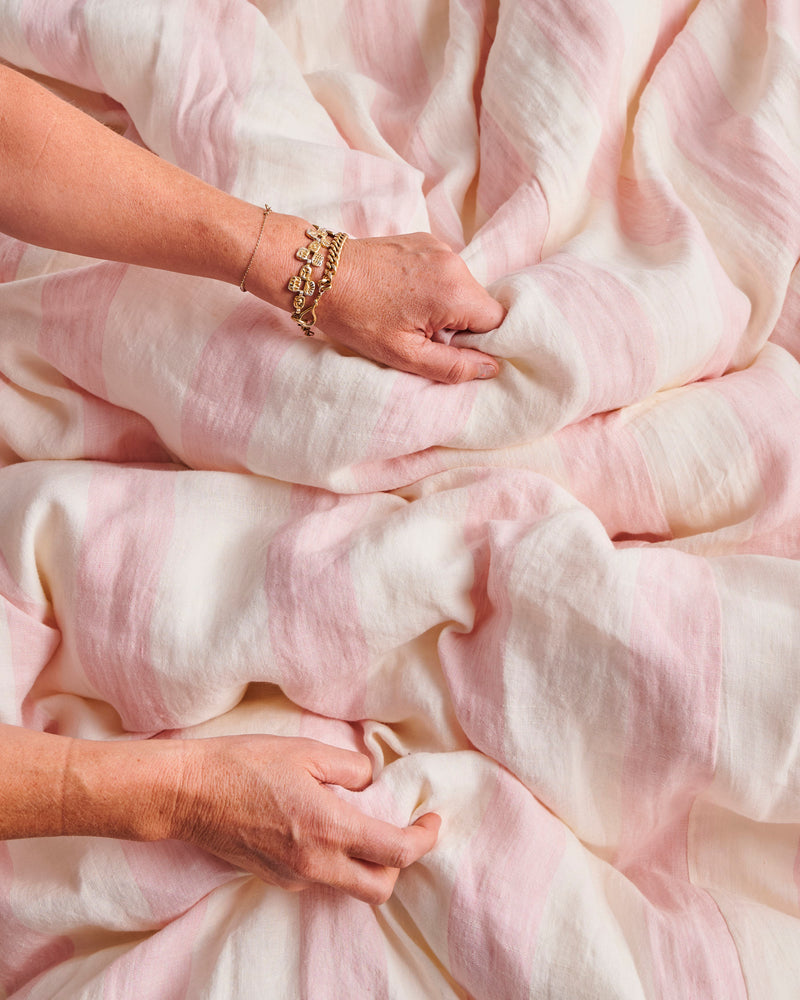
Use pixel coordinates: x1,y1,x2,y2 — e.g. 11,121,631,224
0,723,182,842
0,724,439,900
0,64,301,306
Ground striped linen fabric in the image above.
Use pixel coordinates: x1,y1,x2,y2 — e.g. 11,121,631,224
1,0,799,996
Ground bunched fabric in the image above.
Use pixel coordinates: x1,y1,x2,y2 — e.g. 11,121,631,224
1,0,799,996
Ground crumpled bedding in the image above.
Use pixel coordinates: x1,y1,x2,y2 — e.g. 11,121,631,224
1,0,799,996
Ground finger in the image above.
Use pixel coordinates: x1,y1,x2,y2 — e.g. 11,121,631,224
306,743,373,791
457,290,506,335
327,814,441,903
347,810,442,869
410,812,442,840
260,871,308,894
395,335,499,384
326,857,401,905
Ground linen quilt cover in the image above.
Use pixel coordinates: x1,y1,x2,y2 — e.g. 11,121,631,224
1,0,799,996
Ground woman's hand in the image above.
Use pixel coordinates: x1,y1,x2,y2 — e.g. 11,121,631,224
245,214,504,383
0,724,438,904
319,232,504,383
171,734,440,904
0,64,502,384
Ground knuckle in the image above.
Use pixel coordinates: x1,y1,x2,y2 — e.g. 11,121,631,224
283,832,316,880
394,843,417,868
440,250,466,278
388,837,420,869
376,872,398,903
361,875,395,906
442,359,467,384
293,848,320,881
299,855,324,883
289,849,306,876
433,238,455,257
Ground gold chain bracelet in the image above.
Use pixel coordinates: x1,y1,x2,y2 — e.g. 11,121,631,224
239,204,272,292
290,227,349,336
287,225,333,318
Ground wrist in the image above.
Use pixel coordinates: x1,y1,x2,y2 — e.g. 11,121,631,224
62,736,191,843
224,207,312,311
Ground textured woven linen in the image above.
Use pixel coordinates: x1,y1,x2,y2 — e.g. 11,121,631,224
1,0,800,996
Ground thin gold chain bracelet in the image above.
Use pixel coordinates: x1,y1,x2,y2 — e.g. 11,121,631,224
239,204,272,292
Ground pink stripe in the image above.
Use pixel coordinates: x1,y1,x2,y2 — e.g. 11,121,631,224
535,255,658,416
265,487,373,719
0,378,13,469
420,173,468,250
555,412,672,542
78,396,172,466
352,444,453,495
346,0,432,161
403,111,467,245
472,175,549,284
341,151,425,237
341,0,449,240
299,702,404,1000
0,844,74,997
521,0,622,111
711,362,800,557
352,375,477,491
794,836,800,911
458,0,498,37
0,547,51,622
299,888,389,1000
617,549,746,998
698,239,753,379
625,876,747,1000
460,0,500,136
0,549,60,726
0,236,26,283
0,369,168,465
180,301,294,472
658,33,800,253
73,467,175,731
5,291,169,462
19,0,104,91
615,193,748,379
169,0,257,189
476,108,540,219
299,711,364,755
511,0,626,201
618,550,721,873
447,768,566,997
101,900,208,1000
616,175,695,247
36,263,128,400
770,284,800,362
644,0,697,82
768,0,800,43
4,600,61,728
295,715,389,1000
119,838,234,926
438,470,557,755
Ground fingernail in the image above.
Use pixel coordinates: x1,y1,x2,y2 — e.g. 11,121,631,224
478,364,497,380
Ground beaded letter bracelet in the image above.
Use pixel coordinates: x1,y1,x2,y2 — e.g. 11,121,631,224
289,226,349,335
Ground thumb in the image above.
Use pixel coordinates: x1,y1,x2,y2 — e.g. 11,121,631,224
394,812,442,867
395,335,500,384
